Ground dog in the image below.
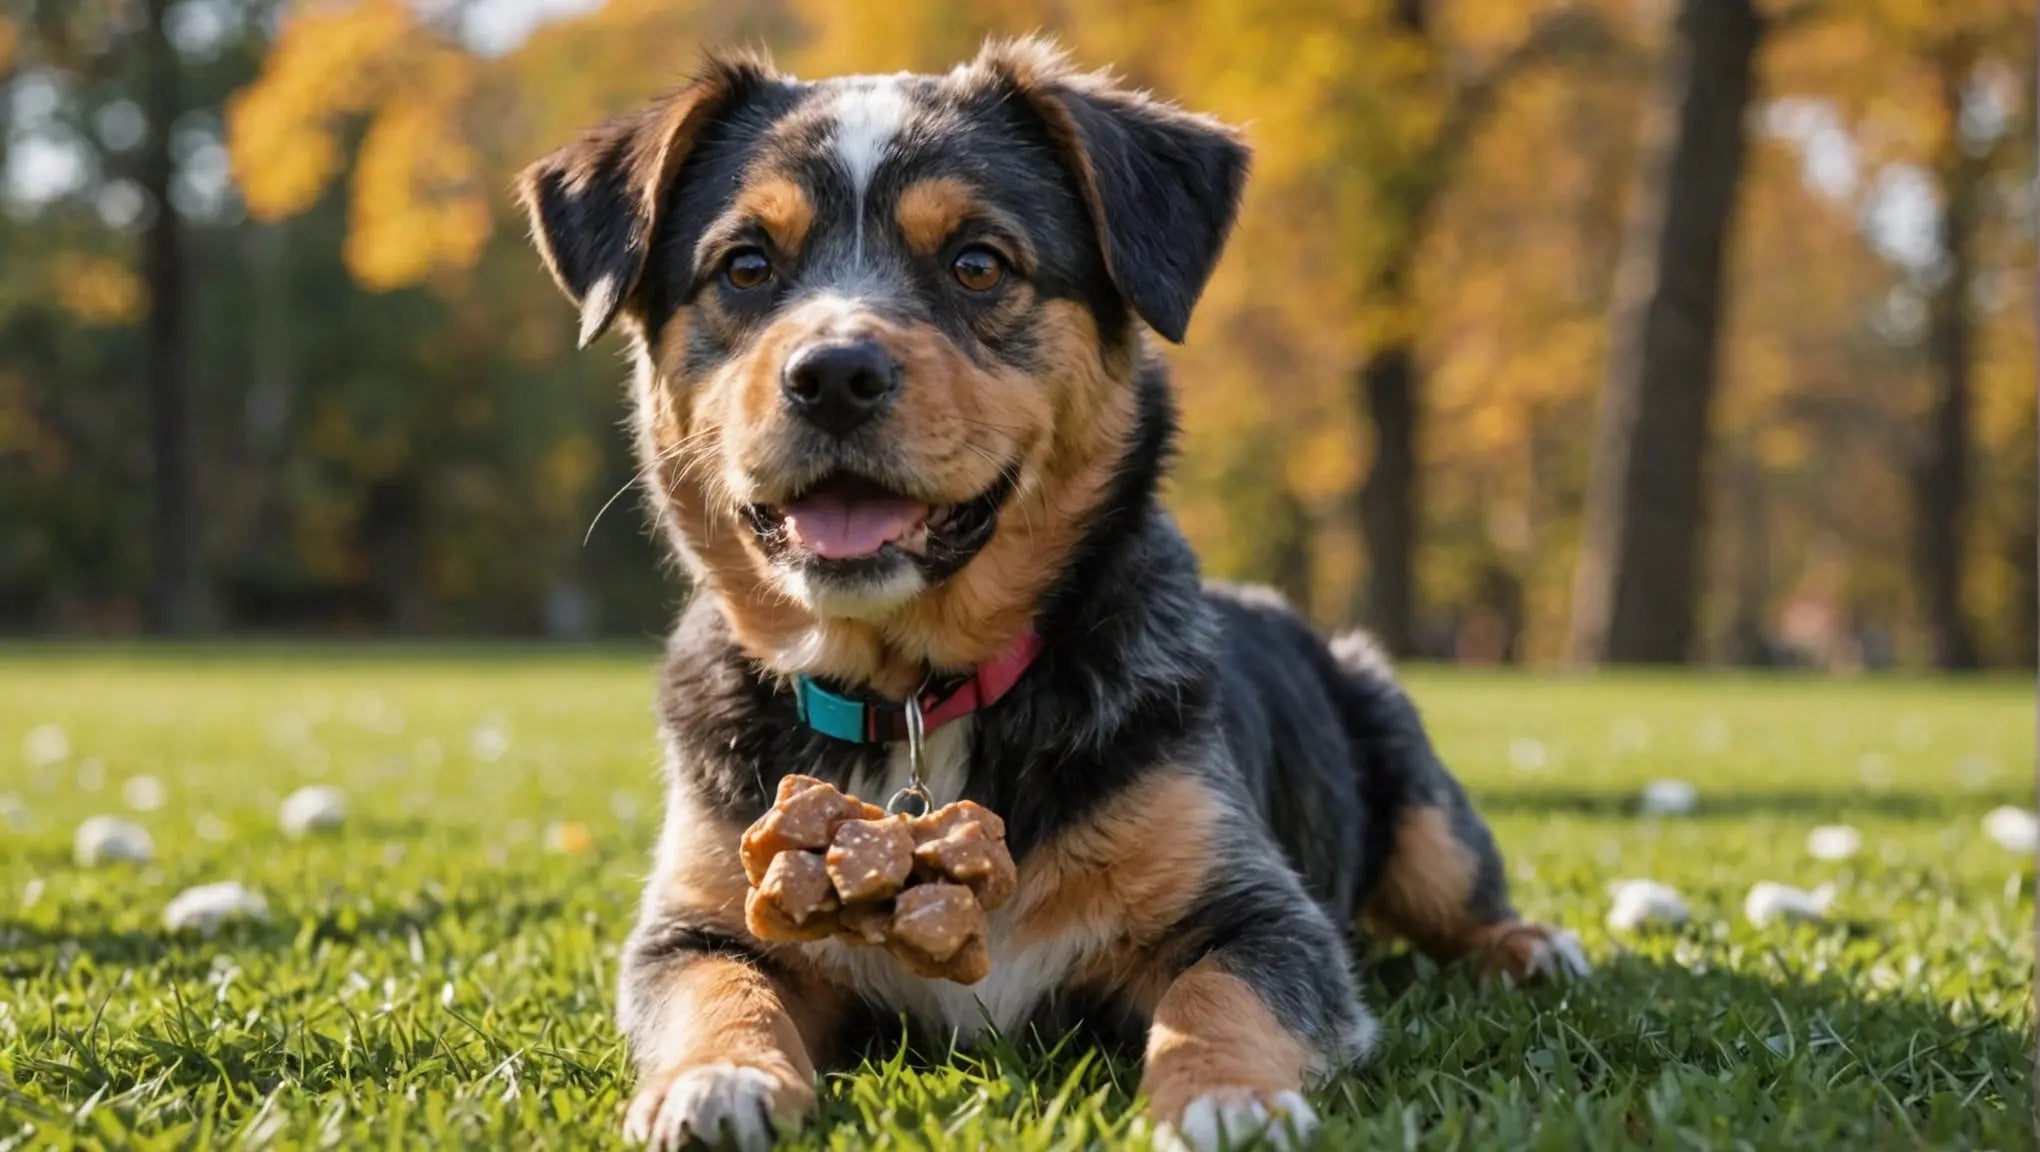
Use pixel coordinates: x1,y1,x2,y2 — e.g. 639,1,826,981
517,37,1586,1151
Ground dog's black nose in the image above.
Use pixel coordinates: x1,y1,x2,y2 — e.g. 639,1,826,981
782,341,900,437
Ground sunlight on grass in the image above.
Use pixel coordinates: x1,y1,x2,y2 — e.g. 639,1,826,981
1,651,2030,1148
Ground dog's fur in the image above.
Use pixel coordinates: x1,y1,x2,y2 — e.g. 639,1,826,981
518,39,1584,1151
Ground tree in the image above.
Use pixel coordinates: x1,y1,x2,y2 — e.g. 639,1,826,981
140,0,199,633
1567,0,1763,664
1910,47,1983,668
1346,1,1625,655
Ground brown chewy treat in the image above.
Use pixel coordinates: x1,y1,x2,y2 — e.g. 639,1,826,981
760,850,836,922
740,784,1006,983
912,819,1017,909
746,888,834,943
826,817,914,903
835,901,893,946
910,800,1006,843
889,883,990,982
741,775,879,884
909,801,1017,910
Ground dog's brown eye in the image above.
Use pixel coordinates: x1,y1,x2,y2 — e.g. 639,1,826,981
723,249,773,291
950,246,1005,292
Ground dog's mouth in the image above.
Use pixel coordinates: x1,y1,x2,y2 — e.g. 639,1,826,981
742,468,1018,577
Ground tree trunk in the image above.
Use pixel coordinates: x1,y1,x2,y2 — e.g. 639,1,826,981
1358,344,1417,656
1345,0,1434,658
1723,454,1770,665
142,0,199,634
1912,53,1982,670
1567,0,1761,665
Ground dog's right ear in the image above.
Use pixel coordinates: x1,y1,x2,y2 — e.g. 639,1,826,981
516,51,774,348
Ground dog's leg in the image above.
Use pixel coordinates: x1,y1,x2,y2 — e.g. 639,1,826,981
617,936,830,1151
1137,856,1375,1152
1328,632,1588,984
617,788,842,1151
1361,782,1588,983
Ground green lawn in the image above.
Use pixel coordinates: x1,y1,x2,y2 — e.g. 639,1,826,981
1,648,2031,1149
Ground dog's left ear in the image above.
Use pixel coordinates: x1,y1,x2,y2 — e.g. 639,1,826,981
517,50,774,348
974,38,1249,343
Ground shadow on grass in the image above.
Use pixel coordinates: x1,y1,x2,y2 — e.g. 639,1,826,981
0,888,567,979
6,928,2028,1147
818,944,2031,1148
1472,787,1989,820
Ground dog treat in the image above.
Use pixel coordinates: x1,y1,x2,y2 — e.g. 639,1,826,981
740,775,1015,984
740,774,882,885
826,816,914,902
835,901,894,946
910,802,1017,908
744,849,838,941
888,883,991,982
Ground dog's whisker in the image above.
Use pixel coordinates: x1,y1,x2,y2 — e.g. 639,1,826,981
583,440,691,546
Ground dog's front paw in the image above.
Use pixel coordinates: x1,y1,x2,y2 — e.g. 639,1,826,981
1477,921,1590,985
622,1062,809,1151
1155,1088,1317,1151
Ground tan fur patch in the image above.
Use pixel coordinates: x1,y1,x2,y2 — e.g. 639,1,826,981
637,314,831,675
1012,771,1220,981
895,177,978,255
1362,804,1481,954
880,301,1134,676
624,957,824,1129
735,175,814,255
1138,964,1315,1124
633,787,845,1061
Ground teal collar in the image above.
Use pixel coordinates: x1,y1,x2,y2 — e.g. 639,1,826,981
793,629,1043,745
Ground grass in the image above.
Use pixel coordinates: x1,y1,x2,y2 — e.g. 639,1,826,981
0,646,2031,1150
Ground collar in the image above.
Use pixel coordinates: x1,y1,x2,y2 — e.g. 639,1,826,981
794,628,1043,745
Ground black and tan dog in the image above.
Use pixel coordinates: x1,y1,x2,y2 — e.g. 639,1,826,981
518,38,1585,1151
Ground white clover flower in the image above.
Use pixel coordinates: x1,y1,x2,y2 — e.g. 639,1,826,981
163,882,269,934
74,816,154,866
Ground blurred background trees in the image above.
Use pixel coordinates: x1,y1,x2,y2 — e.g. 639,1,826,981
0,0,2031,668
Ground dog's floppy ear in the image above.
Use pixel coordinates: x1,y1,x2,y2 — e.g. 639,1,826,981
974,38,1249,343
516,50,774,348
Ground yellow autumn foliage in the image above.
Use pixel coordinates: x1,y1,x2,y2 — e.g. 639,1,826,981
49,254,145,326
213,0,2032,657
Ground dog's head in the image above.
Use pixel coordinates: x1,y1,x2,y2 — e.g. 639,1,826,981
519,39,1246,692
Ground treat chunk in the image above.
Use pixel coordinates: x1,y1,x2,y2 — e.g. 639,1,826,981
910,799,1006,843
826,816,914,903
908,801,1017,910
745,850,838,942
741,775,881,884
835,901,893,946
912,816,1017,909
890,883,990,983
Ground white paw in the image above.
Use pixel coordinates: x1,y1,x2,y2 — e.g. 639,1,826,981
1525,928,1591,980
1160,1090,1317,1151
622,1063,782,1152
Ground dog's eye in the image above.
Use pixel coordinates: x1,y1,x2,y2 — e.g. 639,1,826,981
950,246,1005,293
722,249,773,291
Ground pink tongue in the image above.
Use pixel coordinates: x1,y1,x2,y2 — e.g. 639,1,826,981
781,492,926,559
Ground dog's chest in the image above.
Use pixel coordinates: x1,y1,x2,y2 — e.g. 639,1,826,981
809,718,1101,1042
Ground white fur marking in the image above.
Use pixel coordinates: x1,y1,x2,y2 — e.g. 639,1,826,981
780,563,927,623
579,272,621,345
1162,1090,1318,1152
624,1063,779,1152
804,895,1105,1045
858,716,971,808
1333,1003,1380,1070
829,78,907,261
